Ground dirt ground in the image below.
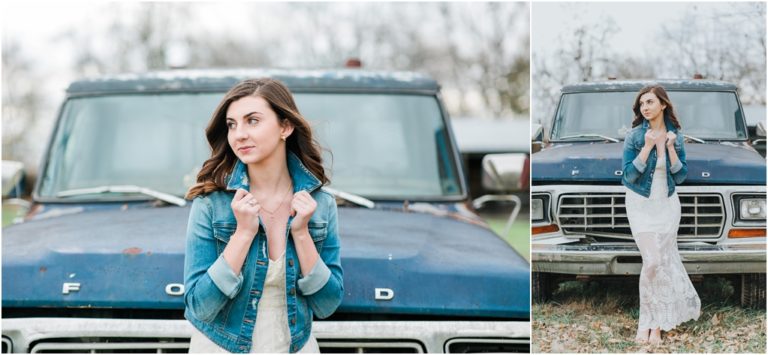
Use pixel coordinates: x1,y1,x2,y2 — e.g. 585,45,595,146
532,277,766,353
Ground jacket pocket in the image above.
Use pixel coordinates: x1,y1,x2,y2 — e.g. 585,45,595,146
308,221,328,253
212,222,236,255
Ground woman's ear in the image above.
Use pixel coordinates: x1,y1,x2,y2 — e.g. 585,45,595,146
280,119,295,140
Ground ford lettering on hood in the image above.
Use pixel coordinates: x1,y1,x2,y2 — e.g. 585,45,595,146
533,142,765,185
3,205,528,319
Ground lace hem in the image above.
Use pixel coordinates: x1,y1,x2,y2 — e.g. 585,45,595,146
636,231,701,332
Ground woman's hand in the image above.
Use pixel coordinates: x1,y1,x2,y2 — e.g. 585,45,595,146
290,191,317,235
666,131,677,148
643,130,655,149
231,188,260,237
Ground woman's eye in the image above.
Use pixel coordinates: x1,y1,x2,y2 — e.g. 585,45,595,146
248,118,259,125
226,122,236,129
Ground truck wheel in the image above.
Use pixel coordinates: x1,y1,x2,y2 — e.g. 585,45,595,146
739,273,766,309
532,272,554,303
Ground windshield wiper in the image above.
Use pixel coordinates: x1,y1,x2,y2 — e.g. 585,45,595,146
321,187,374,209
683,134,705,143
56,185,187,207
558,134,620,143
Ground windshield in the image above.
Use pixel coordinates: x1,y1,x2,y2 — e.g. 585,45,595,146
38,92,462,201
551,91,748,141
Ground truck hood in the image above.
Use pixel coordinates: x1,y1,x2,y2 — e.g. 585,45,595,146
532,142,765,184
2,205,529,319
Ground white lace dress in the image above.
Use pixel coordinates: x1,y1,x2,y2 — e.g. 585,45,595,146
188,253,320,353
625,153,701,331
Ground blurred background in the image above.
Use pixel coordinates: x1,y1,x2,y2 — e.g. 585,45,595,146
532,2,766,136
2,1,531,255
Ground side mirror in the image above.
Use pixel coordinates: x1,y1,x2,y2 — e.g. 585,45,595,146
532,124,543,154
480,153,529,193
2,160,26,199
2,160,30,226
473,153,528,238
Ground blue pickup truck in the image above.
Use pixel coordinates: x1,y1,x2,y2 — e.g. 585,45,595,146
1,69,530,353
531,80,766,308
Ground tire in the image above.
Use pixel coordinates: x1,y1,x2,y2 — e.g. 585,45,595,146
532,272,554,304
739,273,766,309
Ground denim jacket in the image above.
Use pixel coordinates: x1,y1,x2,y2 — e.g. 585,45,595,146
184,152,344,353
621,116,688,198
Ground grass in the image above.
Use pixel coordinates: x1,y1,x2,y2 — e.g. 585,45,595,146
532,276,767,353
2,202,28,227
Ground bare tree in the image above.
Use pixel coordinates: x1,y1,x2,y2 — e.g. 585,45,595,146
532,16,624,129
2,39,45,163
656,3,766,104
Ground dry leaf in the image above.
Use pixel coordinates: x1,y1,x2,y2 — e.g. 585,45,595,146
711,313,720,326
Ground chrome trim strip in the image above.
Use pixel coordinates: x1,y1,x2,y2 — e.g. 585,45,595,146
1,318,530,354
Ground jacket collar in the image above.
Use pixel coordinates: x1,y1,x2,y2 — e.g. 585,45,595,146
641,113,679,133
225,151,322,193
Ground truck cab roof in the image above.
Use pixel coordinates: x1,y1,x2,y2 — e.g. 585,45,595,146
65,68,440,96
561,79,738,93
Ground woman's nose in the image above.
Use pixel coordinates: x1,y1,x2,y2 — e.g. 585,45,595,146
233,126,248,140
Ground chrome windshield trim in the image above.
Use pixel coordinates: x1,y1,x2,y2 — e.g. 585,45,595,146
56,185,186,207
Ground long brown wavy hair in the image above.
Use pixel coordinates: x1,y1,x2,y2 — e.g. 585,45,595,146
631,85,682,129
186,78,328,199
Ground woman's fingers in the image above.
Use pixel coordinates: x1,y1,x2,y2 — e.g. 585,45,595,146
234,188,248,201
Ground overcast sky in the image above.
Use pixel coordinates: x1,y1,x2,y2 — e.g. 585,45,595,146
533,2,760,63
2,1,274,93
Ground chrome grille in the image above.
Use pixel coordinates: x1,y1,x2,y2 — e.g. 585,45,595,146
557,193,724,238
445,338,529,353
319,340,424,353
30,338,189,353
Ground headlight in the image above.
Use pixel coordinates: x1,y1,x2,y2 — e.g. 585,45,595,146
531,194,550,224
740,198,766,220
531,199,543,220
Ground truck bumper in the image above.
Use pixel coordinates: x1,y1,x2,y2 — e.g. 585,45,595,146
1,317,530,353
532,243,766,275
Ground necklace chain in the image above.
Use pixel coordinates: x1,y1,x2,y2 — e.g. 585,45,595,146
258,185,293,215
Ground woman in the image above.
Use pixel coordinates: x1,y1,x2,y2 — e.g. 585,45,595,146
621,85,700,344
183,78,343,353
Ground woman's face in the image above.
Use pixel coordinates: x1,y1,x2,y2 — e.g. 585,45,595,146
226,95,292,165
638,91,666,122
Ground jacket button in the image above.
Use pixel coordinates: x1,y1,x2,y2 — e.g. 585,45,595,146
291,317,296,325
290,288,296,296
288,259,294,267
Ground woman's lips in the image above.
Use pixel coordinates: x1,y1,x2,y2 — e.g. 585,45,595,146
238,146,254,153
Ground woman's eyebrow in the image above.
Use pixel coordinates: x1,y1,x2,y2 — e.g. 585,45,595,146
243,111,263,119
226,111,263,120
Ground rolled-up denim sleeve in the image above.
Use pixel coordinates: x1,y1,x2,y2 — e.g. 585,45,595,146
208,254,244,298
298,193,344,319
622,132,644,184
632,156,647,173
297,258,331,295
669,159,683,174
670,135,688,184
183,197,238,323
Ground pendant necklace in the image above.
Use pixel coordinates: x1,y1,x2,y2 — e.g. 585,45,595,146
259,185,293,222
